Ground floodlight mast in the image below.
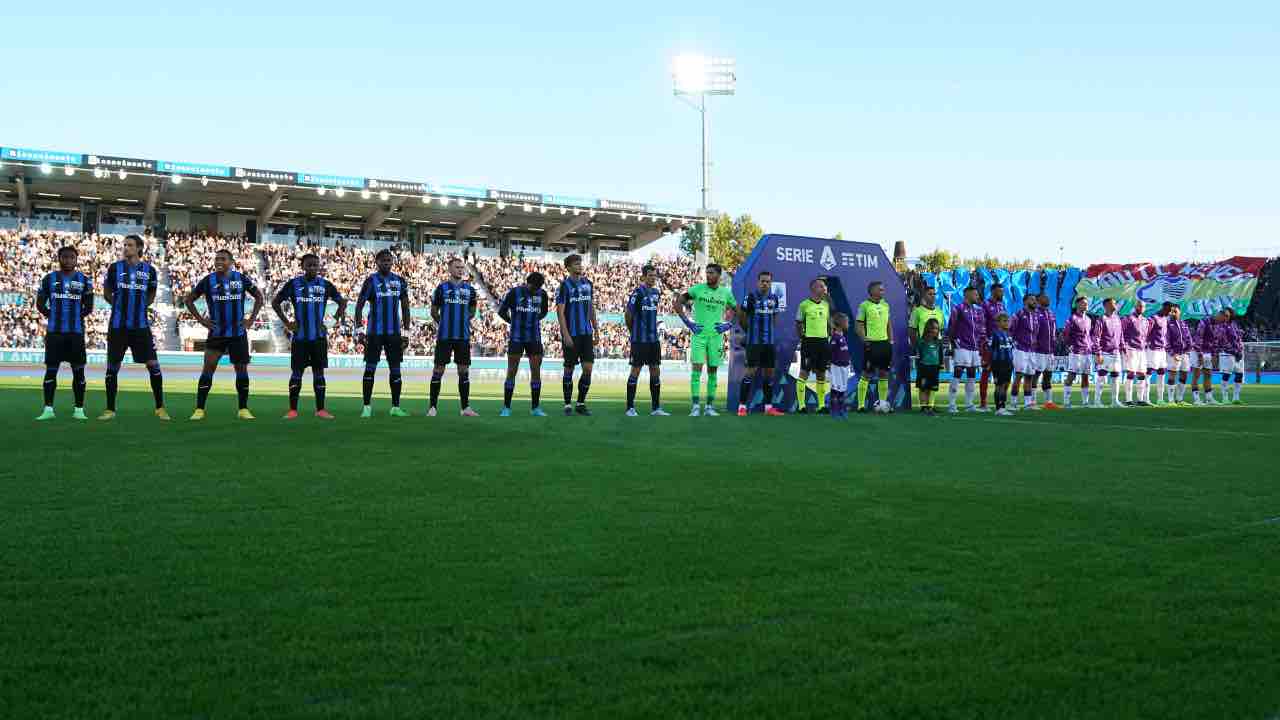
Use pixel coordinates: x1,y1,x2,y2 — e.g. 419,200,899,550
672,55,735,264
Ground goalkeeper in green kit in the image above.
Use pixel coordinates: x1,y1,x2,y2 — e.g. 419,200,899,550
677,263,738,416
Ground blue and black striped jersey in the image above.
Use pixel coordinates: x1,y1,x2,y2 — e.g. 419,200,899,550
743,290,782,345
555,276,594,336
39,271,92,334
104,260,156,330
627,286,661,343
499,285,549,343
359,272,409,336
275,276,342,341
192,270,258,338
432,281,478,341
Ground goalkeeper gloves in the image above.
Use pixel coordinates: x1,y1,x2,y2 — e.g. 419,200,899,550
682,317,703,333
714,322,735,334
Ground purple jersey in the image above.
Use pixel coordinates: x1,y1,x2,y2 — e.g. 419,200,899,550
947,302,986,351
1009,308,1038,351
1063,313,1093,354
830,331,851,367
1147,313,1169,350
1220,322,1244,357
1167,318,1192,355
1093,313,1123,354
1034,306,1056,353
1196,320,1218,353
1121,313,1149,351
982,298,1004,337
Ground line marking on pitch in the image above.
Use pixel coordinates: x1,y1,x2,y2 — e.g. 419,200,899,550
947,415,1276,437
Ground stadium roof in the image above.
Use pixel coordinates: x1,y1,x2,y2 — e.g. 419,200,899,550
0,145,695,250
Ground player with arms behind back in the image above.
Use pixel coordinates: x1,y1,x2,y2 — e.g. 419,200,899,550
272,253,346,419
737,270,786,416
354,250,411,418
497,272,550,416
1061,297,1094,408
678,263,737,416
429,258,480,417
184,249,265,420
100,234,169,421
35,246,93,421
1165,304,1193,405
855,280,894,413
556,254,599,416
624,265,669,417
793,278,832,414
946,286,987,413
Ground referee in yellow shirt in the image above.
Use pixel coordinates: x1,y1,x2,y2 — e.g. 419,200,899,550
855,281,894,412
794,278,832,413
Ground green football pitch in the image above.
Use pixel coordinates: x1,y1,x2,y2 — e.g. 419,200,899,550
2,375,1278,719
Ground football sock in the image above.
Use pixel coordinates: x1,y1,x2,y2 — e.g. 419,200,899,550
459,372,471,409
626,377,638,410
71,366,86,408
235,370,249,410
362,364,376,405
995,386,1006,410
876,379,886,407
562,371,574,406
577,373,591,405
289,371,303,411
530,380,541,409
389,366,403,407
105,364,120,411
690,371,702,407
649,377,661,410
1063,381,1073,407
313,371,326,410
739,376,752,408
42,367,57,406
857,376,870,410
705,373,717,406
430,370,443,409
948,376,959,406
1024,392,1033,408
815,380,827,410
964,377,975,406
761,376,772,407
504,379,516,408
979,368,990,407
196,371,213,410
148,365,164,409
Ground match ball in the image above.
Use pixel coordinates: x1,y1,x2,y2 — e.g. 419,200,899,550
875,400,892,414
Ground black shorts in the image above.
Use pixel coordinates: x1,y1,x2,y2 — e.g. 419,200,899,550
630,342,661,368
364,334,404,365
507,340,544,357
864,340,893,373
800,337,831,372
291,338,328,370
206,335,251,365
107,328,156,365
564,334,595,366
745,343,777,369
45,332,87,367
916,363,940,391
434,339,472,366
992,361,1014,385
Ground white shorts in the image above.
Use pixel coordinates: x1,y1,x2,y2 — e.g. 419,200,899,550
830,364,851,392
1013,348,1036,374
1124,349,1148,374
1190,351,1212,369
1146,349,1168,370
1068,353,1093,374
1097,353,1123,374
1169,354,1191,372
1218,354,1244,374
1054,356,1068,371
954,348,981,368
1035,353,1053,372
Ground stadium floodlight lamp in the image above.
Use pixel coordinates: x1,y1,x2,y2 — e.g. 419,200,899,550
379,190,390,202
671,53,735,262
268,181,278,192
241,179,251,190
200,176,209,187
560,207,567,215
422,194,430,204
439,196,450,207
523,203,532,212
497,200,506,210
171,174,183,184
63,164,75,176
40,162,52,174
361,188,372,200
475,200,485,209
539,205,547,214
620,212,628,220
317,186,326,196
117,169,127,180
335,187,346,198
458,198,468,208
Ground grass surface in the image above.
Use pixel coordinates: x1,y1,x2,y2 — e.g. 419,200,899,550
2,375,1278,719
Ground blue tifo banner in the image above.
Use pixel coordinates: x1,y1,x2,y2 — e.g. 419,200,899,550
922,267,1086,326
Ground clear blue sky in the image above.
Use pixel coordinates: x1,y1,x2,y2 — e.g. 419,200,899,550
5,2,1279,264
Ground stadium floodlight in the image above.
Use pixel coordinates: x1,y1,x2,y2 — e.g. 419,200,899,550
335,187,346,198
40,162,52,174
458,198,468,208
241,179,251,190
422,194,430,204
439,196,449,207
540,205,547,214
63,164,75,176
171,174,183,184
317,186,326,196
476,200,485,209
361,188,372,200
523,203,532,213
117,169,127,180
268,181,278,192
379,190,390,202
497,200,506,210
200,176,209,187
671,53,736,262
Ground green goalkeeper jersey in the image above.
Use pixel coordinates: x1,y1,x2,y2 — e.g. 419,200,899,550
687,283,736,331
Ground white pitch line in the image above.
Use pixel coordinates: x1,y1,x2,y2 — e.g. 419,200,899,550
947,414,1276,437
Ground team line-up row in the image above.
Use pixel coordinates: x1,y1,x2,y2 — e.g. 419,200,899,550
31,238,1251,421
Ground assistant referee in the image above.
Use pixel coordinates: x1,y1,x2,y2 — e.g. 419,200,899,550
855,280,894,413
